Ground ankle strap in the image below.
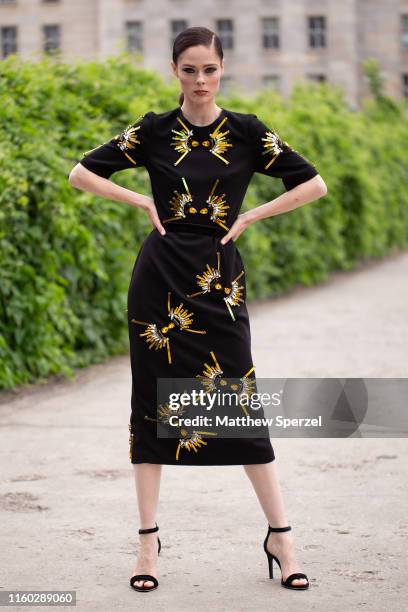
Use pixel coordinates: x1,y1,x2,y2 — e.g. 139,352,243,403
268,525,291,532
139,522,159,534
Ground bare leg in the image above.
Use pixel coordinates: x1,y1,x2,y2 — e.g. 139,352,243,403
243,460,308,587
131,463,163,588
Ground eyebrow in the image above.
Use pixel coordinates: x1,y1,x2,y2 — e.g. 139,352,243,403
181,63,218,67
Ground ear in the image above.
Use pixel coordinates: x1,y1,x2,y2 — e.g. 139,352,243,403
170,61,177,76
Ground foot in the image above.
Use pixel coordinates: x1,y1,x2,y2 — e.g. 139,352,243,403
266,530,309,587
131,531,159,589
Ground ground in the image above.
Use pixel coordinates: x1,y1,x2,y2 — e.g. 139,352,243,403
0,251,407,611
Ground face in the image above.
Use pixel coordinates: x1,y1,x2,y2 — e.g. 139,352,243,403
171,44,224,104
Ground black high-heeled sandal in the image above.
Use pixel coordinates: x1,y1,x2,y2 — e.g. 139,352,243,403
263,525,309,590
130,522,161,592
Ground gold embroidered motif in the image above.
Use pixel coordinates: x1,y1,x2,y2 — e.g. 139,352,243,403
197,350,224,391
209,117,232,164
131,291,206,364
196,351,257,417
186,251,245,320
142,352,258,459
171,118,193,165
143,401,187,426
261,129,286,169
171,116,232,165
163,178,230,230
175,429,218,461
166,349,257,458
163,177,193,222
143,403,218,461
205,178,230,230
157,402,187,423
128,423,134,460
111,113,144,165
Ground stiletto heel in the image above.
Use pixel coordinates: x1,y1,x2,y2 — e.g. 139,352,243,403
267,552,274,578
130,522,161,592
263,525,309,590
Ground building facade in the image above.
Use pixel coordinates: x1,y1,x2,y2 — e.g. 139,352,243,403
1,0,408,108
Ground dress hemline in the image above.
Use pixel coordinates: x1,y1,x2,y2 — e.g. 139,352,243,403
130,456,276,466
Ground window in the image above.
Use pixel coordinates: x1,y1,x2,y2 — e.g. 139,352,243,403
307,73,327,83
170,19,187,46
402,74,408,97
308,16,326,48
126,21,143,52
216,19,233,50
262,17,279,49
43,24,60,53
1,25,17,57
401,15,408,48
263,75,280,90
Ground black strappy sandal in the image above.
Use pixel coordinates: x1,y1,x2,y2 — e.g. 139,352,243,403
263,525,309,590
130,522,161,592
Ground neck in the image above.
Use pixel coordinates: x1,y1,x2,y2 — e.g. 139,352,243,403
180,102,222,126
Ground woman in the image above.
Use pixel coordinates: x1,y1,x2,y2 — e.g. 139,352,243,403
69,26,327,593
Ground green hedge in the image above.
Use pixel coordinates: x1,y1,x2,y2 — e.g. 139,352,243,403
0,53,407,390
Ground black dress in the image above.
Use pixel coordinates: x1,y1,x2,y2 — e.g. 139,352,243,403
78,106,319,465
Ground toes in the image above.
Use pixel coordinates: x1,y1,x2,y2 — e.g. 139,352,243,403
134,579,154,588
291,579,307,586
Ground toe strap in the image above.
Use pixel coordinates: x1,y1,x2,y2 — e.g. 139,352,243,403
282,572,309,586
130,574,158,588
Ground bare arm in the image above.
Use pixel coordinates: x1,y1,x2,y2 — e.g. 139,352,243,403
220,174,328,245
68,163,166,235
244,174,327,223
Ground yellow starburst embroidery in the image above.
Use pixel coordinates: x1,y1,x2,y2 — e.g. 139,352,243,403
143,401,188,426
196,350,224,393
128,423,134,460
163,178,231,230
209,117,232,164
157,402,187,423
143,402,218,461
188,259,222,295
171,117,193,165
175,429,218,461
196,351,257,417
261,129,286,169
111,113,145,165
131,291,206,364
171,115,232,165
163,177,193,223
205,178,230,230
186,251,245,321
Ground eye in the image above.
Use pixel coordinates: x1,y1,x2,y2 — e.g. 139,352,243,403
182,67,217,73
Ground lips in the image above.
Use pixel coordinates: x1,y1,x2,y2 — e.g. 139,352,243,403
194,90,208,94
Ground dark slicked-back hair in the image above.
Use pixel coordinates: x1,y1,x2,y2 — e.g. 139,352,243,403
172,26,223,105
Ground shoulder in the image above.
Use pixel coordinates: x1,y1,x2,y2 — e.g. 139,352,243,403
223,108,256,127
222,109,268,139
222,108,260,121
145,107,179,126
223,108,250,120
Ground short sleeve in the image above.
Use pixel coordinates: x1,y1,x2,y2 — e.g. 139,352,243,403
247,113,319,191
78,111,153,179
